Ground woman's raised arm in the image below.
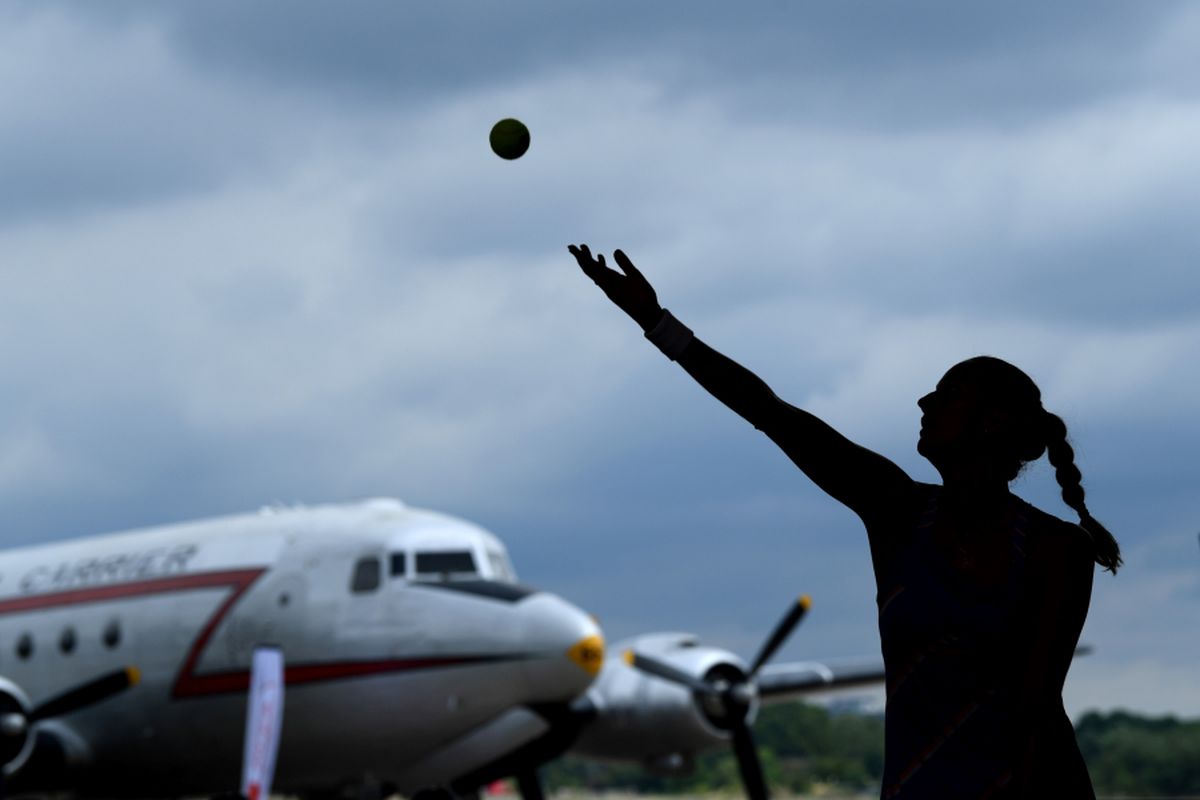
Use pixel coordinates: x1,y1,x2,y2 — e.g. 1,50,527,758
569,244,913,520
676,338,912,517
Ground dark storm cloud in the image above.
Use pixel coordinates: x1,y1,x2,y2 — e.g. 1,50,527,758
0,129,210,226
825,192,1200,329
8,0,1195,236
43,0,1196,124
0,5,324,226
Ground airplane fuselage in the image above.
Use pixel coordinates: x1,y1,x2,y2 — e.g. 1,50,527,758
0,499,602,797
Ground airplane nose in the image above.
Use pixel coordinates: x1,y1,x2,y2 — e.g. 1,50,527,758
518,593,605,702
567,633,605,678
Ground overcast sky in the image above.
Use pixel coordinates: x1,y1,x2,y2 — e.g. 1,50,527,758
1,1,1198,720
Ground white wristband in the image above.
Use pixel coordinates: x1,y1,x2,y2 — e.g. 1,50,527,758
645,309,694,361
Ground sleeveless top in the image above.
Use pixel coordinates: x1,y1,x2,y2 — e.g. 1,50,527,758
876,489,1029,799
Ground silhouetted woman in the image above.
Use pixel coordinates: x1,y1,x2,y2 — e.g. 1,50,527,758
569,244,1119,799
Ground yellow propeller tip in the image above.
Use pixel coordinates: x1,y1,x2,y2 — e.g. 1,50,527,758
622,650,635,666
125,666,142,686
798,594,813,610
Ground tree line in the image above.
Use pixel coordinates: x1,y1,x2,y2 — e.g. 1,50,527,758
544,703,1200,796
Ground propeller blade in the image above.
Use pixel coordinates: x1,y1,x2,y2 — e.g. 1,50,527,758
730,720,769,800
623,650,718,695
29,667,139,722
748,595,811,678
515,769,545,800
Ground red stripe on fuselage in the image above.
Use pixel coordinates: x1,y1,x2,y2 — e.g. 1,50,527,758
0,569,527,699
0,569,264,698
0,569,264,616
173,655,513,696
170,570,266,698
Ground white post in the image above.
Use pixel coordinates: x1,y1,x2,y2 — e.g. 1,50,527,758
241,646,285,800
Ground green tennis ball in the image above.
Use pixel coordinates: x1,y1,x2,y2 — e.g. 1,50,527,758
490,118,530,160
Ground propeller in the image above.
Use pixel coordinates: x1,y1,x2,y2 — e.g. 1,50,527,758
0,667,140,775
27,667,140,724
515,770,545,800
748,595,812,678
623,595,812,800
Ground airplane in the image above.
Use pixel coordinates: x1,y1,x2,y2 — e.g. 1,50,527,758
0,498,884,800
562,604,886,800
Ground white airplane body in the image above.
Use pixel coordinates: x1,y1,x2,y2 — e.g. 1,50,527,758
0,498,884,800
0,499,602,797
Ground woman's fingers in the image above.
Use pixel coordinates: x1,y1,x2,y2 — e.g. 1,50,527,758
569,243,615,285
567,243,595,269
613,249,646,284
568,243,600,277
568,243,598,268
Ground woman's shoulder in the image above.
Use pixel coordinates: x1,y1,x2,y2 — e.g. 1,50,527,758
1019,500,1094,570
913,480,941,506
1020,501,1086,540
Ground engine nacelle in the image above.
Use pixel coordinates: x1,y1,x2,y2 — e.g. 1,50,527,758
0,677,35,775
570,633,758,766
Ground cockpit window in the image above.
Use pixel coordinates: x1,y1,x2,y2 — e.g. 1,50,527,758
415,550,477,580
350,556,382,593
390,552,406,578
487,549,515,581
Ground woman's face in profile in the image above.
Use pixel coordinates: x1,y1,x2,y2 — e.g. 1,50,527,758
917,371,985,466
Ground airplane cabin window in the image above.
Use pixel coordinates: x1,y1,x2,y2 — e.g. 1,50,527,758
390,552,406,578
60,627,77,655
350,556,382,593
103,620,122,649
415,551,477,581
16,633,33,660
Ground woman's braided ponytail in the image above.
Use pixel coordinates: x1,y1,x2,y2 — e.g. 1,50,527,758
1043,411,1122,573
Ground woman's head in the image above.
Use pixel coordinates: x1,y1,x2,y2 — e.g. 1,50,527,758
918,355,1122,573
917,356,1046,481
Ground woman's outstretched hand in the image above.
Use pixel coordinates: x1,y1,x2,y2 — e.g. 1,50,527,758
568,244,664,332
